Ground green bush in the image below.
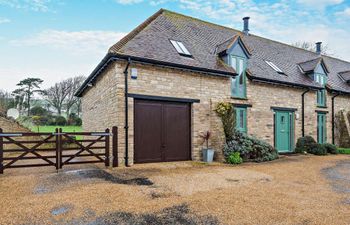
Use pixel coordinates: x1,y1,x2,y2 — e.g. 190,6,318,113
308,143,327,155
338,148,350,154
295,136,316,153
227,152,243,164
55,116,67,126
224,131,278,163
322,143,338,154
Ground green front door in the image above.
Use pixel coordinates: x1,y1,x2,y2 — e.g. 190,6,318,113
275,111,294,152
317,113,327,143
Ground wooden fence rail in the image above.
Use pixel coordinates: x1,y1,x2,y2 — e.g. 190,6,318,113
0,126,118,174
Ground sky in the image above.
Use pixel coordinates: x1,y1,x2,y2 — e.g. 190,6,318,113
1,0,350,92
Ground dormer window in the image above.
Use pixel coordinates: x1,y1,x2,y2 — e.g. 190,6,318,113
231,55,247,98
170,40,192,57
314,64,328,107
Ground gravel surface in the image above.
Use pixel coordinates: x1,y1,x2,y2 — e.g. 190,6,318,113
0,155,350,225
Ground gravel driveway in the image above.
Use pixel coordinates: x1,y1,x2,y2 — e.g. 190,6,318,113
0,155,349,225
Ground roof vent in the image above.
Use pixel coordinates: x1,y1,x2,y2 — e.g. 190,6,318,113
316,42,322,55
243,17,250,35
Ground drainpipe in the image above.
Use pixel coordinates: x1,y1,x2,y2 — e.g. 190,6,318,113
301,89,310,137
332,92,340,145
124,58,131,167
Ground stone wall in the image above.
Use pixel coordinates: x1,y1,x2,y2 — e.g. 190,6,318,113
82,61,350,166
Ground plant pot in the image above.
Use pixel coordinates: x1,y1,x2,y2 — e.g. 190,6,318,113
202,148,215,163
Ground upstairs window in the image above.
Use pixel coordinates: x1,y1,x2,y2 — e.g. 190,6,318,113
231,55,246,98
170,40,192,57
265,61,284,74
315,73,327,107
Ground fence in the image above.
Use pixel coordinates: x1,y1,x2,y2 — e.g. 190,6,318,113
0,126,118,174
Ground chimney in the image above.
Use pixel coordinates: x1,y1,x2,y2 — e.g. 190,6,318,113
316,42,322,55
243,17,250,35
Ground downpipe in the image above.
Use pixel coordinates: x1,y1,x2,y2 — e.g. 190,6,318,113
124,58,131,167
301,89,310,137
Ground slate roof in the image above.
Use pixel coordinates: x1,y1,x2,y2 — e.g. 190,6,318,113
81,9,350,95
298,58,329,74
339,71,350,83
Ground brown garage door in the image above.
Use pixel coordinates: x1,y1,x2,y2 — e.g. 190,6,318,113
134,99,191,163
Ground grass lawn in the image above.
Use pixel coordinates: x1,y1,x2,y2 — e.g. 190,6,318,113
338,148,350,154
30,126,82,133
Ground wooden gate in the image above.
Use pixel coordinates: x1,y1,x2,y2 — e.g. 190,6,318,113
0,127,118,174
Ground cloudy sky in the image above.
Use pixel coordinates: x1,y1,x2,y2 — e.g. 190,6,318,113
1,0,350,92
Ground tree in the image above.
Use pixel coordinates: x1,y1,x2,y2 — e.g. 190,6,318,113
292,41,331,55
0,90,15,115
12,78,43,116
64,76,85,117
42,81,70,115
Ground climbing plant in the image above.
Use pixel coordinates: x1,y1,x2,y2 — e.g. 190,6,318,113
335,110,350,148
214,102,236,142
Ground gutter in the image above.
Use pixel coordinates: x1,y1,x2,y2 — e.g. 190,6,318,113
331,92,340,145
247,75,323,90
301,89,310,137
75,53,236,97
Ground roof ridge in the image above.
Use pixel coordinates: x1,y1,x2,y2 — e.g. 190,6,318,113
109,8,165,53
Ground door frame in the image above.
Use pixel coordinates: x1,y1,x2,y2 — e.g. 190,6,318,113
273,109,295,153
133,97,194,163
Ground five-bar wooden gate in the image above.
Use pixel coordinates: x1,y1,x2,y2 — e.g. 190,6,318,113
0,126,118,174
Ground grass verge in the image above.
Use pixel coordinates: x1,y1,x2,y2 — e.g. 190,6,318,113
338,148,350,154
29,126,82,133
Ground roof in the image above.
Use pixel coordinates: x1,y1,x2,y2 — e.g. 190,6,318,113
216,35,251,57
78,9,350,96
298,58,329,74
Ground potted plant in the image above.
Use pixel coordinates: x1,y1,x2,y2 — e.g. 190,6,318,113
200,131,214,163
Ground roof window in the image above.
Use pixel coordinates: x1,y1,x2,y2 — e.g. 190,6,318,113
170,40,192,57
265,61,284,74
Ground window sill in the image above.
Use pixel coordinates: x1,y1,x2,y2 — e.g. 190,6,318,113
231,96,248,100
316,105,327,109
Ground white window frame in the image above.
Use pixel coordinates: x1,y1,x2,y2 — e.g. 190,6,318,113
170,40,191,56
265,61,284,74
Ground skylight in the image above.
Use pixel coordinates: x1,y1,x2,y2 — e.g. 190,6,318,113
170,40,192,57
265,61,284,74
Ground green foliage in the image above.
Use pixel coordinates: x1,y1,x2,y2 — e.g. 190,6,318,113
224,131,278,163
308,143,327,155
67,113,82,126
56,116,67,126
322,143,338,154
338,148,350,154
30,106,48,116
227,152,243,164
295,136,316,153
214,102,236,141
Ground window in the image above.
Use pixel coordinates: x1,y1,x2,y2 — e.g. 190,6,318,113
265,61,284,74
315,73,327,107
231,55,246,98
235,107,247,133
170,40,191,56
317,113,327,143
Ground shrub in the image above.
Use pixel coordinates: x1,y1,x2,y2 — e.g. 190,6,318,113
30,106,48,116
308,143,327,155
224,131,278,162
55,116,67,126
322,143,338,154
295,136,316,153
227,152,243,164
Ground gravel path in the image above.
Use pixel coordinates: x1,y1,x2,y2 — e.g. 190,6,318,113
322,160,350,204
0,155,349,225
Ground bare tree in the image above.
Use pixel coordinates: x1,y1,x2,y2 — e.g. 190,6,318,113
292,41,331,55
65,76,85,117
0,90,14,115
42,81,70,115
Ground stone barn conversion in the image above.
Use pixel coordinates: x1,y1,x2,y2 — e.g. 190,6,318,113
76,9,350,166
